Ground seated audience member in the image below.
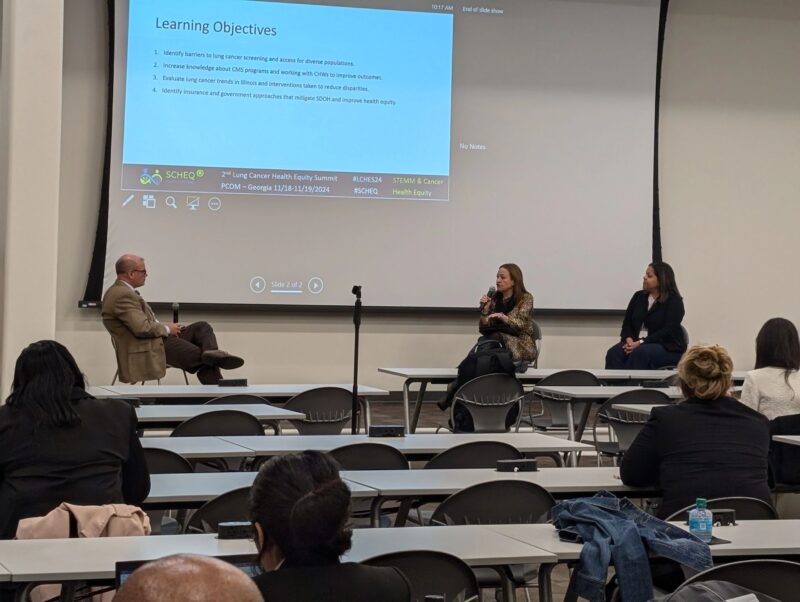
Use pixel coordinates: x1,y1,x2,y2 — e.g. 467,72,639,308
605,262,687,369
0,341,150,539
621,344,772,519
101,254,244,384
479,263,538,363
113,554,263,602
740,317,800,419
249,451,412,602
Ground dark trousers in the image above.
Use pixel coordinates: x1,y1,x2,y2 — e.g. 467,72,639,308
605,341,683,370
164,321,221,384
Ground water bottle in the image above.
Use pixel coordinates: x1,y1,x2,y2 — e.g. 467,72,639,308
688,497,713,543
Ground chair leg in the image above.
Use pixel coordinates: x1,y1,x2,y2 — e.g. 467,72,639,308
182,370,189,384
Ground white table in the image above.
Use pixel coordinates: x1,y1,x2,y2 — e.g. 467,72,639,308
0,527,558,601
670,519,800,557
98,383,388,399
0,563,9,583
135,403,304,425
379,368,748,434
772,435,800,446
140,436,252,459
343,467,655,527
611,403,666,416
144,472,378,507
217,432,591,457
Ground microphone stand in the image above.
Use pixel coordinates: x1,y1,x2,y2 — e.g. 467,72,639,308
351,285,362,434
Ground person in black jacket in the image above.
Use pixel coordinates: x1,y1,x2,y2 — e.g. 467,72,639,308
621,344,773,519
0,340,150,539
250,451,412,602
605,261,687,369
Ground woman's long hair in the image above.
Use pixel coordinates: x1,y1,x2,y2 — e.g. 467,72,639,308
649,261,680,303
755,318,800,389
499,263,529,302
5,340,86,429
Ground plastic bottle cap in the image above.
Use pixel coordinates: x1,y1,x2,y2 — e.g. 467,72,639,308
695,498,707,509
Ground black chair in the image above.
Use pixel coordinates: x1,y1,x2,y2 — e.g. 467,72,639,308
171,409,265,437
283,387,354,435
588,389,671,465
329,443,408,527
526,370,601,433
674,559,800,601
143,447,193,474
531,320,542,369
183,486,251,534
171,410,265,471
363,550,480,602
665,497,779,522
143,448,194,535
430,481,555,600
329,442,409,471
425,441,523,469
205,394,280,435
450,374,525,433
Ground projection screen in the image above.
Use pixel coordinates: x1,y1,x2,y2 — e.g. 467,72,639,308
100,0,663,310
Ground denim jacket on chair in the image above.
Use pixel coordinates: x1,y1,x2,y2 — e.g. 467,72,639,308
551,491,712,602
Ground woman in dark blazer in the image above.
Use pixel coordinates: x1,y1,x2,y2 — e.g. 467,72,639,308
621,344,772,519
605,261,687,369
250,451,412,602
0,340,150,539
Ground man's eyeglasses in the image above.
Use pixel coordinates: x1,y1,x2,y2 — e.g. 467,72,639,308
131,269,147,275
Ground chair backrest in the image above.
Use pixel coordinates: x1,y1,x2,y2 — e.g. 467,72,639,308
329,443,409,470
533,370,601,428
665,497,779,522
363,550,480,602
425,441,523,469
205,394,267,405
452,373,524,433
170,410,265,437
596,389,672,451
283,387,354,435
430,480,554,526
183,487,251,534
143,447,193,474
531,320,542,368
675,559,800,601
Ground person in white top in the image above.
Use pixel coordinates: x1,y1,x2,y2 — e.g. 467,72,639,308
740,317,800,420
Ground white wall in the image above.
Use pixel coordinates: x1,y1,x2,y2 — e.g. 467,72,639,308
5,0,800,391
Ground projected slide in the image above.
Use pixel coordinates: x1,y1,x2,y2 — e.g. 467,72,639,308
105,0,661,310
121,0,453,201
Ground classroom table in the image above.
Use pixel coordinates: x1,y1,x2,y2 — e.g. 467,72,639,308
0,527,559,602
144,472,379,508
610,403,666,416
135,403,304,426
217,432,592,458
378,368,747,434
341,467,655,526
772,435,800,446
140,436,252,459
142,467,649,510
97,383,388,399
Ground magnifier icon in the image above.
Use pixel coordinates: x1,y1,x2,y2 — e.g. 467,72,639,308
165,196,177,209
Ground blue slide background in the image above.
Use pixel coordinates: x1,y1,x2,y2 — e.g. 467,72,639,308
123,0,453,175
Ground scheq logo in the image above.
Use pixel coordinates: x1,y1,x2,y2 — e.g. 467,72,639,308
139,168,163,186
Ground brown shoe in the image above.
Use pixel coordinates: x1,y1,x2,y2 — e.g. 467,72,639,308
201,350,245,370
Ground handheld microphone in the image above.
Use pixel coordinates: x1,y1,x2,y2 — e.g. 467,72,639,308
172,302,180,324
479,286,496,311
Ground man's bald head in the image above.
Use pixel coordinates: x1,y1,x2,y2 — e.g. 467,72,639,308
113,554,263,602
115,254,143,275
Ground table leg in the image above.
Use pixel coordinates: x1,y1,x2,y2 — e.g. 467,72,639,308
402,381,411,434
409,382,428,433
370,497,384,528
566,401,577,467
538,563,555,602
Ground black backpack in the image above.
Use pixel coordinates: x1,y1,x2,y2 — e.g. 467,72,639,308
450,339,518,432
456,338,516,385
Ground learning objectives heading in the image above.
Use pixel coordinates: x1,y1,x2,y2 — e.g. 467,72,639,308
155,18,278,37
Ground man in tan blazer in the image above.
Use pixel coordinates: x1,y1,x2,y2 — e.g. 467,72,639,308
102,255,243,384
